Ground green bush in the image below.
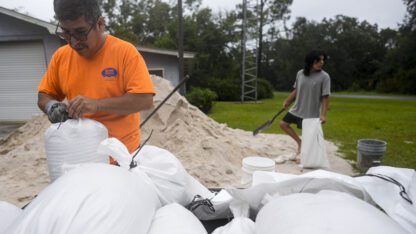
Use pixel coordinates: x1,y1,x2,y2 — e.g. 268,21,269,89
257,78,274,99
376,69,416,94
376,78,399,93
207,79,240,101
185,87,218,113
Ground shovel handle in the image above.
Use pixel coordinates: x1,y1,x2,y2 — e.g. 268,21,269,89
140,75,190,128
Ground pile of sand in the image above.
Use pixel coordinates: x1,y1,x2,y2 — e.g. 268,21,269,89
0,76,353,207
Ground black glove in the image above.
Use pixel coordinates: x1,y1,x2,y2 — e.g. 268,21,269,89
47,102,69,123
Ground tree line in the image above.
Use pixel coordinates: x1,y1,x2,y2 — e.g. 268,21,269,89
102,0,416,98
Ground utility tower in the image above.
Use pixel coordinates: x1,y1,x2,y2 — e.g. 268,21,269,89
241,0,260,103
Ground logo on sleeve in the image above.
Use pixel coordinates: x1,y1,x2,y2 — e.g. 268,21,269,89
101,67,118,79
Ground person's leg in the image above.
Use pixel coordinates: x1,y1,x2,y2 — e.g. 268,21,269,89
279,120,301,154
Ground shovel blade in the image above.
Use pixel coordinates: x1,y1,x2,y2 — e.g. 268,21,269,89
253,120,272,136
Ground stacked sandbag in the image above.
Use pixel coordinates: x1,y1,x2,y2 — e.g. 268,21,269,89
218,168,413,233
148,203,207,234
0,201,22,233
6,119,218,233
5,163,161,234
226,170,373,215
44,119,108,181
355,166,416,234
255,190,407,234
212,201,255,234
98,138,214,206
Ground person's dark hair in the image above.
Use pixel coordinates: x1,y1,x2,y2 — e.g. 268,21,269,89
54,0,101,24
303,50,327,76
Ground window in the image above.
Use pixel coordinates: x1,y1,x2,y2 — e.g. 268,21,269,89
148,68,164,78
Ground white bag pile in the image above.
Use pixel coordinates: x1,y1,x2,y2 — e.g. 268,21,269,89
226,169,374,214
256,190,407,234
6,118,414,234
222,167,414,234
0,201,22,233
5,163,161,234
5,124,215,234
148,203,207,234
355,166,416,233
98,138,214,206
212,201,255,234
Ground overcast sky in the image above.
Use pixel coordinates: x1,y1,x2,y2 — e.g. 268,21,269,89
0,0,408,29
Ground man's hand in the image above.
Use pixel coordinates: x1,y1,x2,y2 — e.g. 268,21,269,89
283,100,290,109
68,96,99,119
283,89,296,109
47,102,69,123
320,115,327,124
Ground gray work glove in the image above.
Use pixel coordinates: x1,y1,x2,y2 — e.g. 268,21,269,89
46,101,69,124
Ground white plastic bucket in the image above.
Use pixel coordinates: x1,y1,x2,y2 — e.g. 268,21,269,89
241,156,275,187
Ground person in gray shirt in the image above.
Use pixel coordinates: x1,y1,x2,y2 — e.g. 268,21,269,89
279,50,330,162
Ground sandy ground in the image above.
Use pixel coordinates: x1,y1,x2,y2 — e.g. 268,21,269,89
0,76,354,208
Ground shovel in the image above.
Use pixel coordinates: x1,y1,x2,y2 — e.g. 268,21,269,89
253,108,286,136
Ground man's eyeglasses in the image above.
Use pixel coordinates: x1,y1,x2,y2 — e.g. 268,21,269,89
55,22,96,42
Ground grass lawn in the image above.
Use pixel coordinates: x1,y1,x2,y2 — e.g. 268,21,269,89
208,92,416,170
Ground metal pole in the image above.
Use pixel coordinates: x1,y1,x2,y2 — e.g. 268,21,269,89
178,0,185,94
241,0,247,103
258,0,264,78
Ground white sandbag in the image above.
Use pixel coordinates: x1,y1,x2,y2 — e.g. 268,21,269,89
227,174,372,215
98,138,213,206
253,169,364,189
301,118,330,168
0,201,22,233
212,201,255,234
354,166,416,234
256,190,407,234
252,171,298,185
45,118,109,181
6,163,160,234
148,203,207,234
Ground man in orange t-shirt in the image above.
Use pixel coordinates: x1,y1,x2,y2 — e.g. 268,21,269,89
38,0,155,157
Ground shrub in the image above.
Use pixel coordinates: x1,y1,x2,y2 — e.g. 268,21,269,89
185,87,218,113
207,79,240,101
257,78,274,99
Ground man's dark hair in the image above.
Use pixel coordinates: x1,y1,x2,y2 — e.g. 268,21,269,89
303,50,327,76
54,0,101,24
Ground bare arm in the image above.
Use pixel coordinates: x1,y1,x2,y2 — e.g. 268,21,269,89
283,89,297,109
320,95,329,123
37,92,57,113
68,93,153,118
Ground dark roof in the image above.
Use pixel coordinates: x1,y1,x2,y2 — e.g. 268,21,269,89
0,6,56,34
0,6,195,59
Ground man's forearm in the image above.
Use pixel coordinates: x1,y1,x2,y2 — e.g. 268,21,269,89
96,93,153,115
284,89,297,107
321,95,329,117
68,93,154,118
38,92,56,113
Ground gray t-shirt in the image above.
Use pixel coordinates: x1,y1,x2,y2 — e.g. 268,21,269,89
289,69,331,118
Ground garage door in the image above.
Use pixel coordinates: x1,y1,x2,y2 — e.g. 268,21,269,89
0,41,46,121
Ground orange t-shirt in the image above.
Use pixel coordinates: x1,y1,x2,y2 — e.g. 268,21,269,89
38,35,155,153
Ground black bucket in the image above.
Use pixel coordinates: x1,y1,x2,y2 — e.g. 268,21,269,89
357,139,387,170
